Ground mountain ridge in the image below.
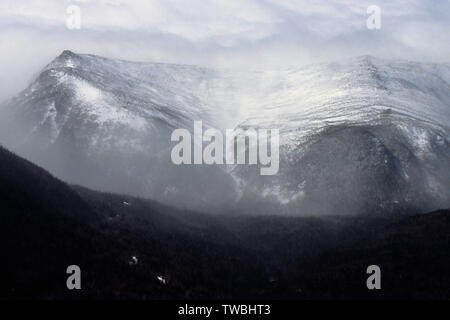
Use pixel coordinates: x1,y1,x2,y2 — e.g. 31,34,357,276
0,51,449,215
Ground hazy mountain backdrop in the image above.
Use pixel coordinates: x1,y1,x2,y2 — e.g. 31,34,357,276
0,51,449,216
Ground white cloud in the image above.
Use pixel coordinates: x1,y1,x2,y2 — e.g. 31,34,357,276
0,0,449,101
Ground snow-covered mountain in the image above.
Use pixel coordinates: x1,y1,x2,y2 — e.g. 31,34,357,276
232,56,450,215
1,51,449,215
0,50,237,211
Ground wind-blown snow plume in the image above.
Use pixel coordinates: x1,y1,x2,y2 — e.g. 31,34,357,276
0,51,449,215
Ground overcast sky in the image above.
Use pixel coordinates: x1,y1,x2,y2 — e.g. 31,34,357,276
1,0,449,101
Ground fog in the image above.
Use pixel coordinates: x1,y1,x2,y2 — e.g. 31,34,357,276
0,1,450,216
1,0,450,102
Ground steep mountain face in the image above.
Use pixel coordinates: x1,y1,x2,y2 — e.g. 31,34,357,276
0,50,237,211
232,56,450,215
0,52,449,215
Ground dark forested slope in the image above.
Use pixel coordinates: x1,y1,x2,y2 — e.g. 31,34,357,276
1,146,449,299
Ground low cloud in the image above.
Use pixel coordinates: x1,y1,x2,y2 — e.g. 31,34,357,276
1,0,449,101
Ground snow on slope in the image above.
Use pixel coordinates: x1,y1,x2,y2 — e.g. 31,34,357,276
238,56,450,137
0,51,240,211
0,51,449,215
230,56,450,215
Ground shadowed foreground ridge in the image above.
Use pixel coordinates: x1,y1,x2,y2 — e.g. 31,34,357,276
1,146,449,299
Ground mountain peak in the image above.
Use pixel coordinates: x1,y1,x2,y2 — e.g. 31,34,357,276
59,49,78,58
47,50,82,69
1,50,450,215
